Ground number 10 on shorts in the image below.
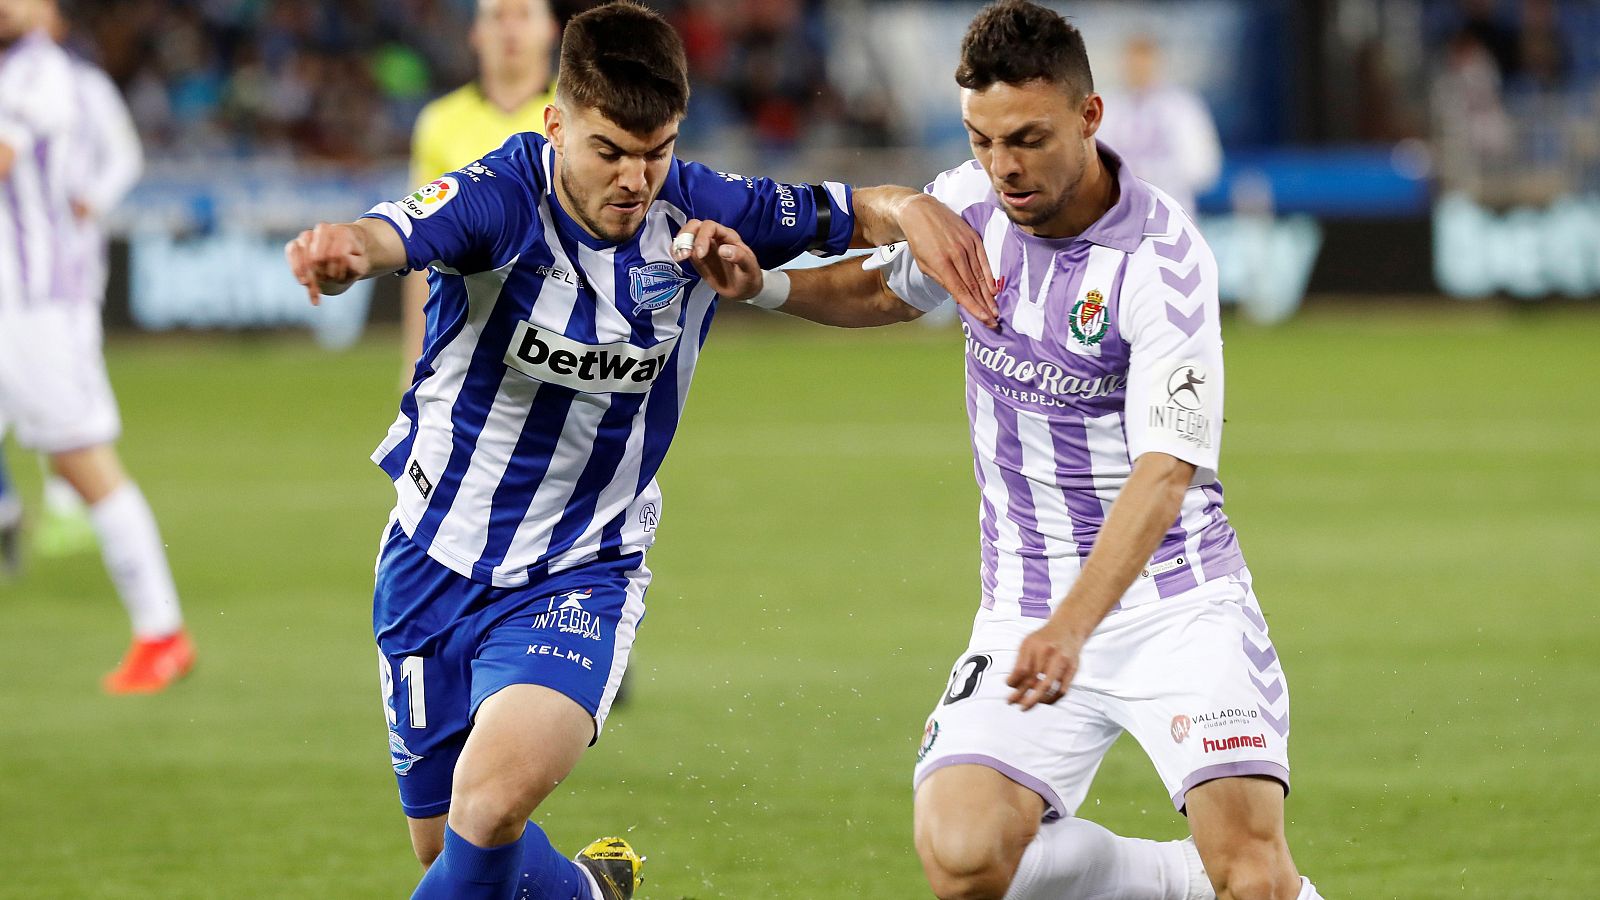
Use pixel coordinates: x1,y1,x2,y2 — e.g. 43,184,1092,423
379,652,428,728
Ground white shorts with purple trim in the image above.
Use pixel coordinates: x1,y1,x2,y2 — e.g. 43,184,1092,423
913,567,1290,819
0,305,120,454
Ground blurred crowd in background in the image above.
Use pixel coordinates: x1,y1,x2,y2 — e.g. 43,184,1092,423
25,0,1596,334
64,0,887,163
53,1,1598,167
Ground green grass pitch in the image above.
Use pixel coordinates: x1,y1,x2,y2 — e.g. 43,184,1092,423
1,306,1596,897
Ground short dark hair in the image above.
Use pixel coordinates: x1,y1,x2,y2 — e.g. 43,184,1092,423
557,1,690,133
956,0,1094,98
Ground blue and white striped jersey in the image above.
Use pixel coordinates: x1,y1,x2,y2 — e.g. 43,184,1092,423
363,132,853,586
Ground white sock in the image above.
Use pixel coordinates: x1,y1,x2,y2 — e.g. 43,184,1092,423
1002,817,1196,900
0,492,19,527
45,475,85,518
90,483,183,639
1296,877,1325,899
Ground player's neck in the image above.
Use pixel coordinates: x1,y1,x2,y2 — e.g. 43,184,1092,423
480,66,552,115
1028,150,1116,240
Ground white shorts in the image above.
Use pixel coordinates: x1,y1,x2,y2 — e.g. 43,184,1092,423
913,568,1290,818
0,305,121,453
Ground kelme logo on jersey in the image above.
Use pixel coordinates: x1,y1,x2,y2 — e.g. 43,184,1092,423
1069,289,1109,345
629,261,692,315
400,176,458,220
505,321,679,394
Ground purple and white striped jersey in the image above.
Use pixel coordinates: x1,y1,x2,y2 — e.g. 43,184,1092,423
65,54,144,303
0,30,81,310
869,144,1243,617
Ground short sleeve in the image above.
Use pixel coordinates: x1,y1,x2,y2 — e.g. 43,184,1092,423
861,242,949,313
857,160,993,313
1121,227,1224,474
677,161,854,268
363,135,537,276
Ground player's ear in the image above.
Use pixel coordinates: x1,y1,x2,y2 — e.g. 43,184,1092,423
545,104,562,150
1081,93,1104,140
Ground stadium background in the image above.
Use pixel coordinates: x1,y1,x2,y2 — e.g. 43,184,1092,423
3,0,1597,896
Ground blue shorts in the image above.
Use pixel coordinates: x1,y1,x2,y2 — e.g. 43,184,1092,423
372,520,649,819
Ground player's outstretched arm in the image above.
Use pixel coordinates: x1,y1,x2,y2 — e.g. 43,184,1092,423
852,186,999,328
284,219,409,305
1005,452,1196,710
673,219,922,328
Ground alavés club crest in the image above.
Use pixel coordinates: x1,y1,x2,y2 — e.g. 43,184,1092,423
1069,289,1110,345
629,261,693,315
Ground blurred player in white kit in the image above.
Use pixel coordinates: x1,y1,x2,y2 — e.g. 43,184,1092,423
1096,34,1222,216
0,0,193,693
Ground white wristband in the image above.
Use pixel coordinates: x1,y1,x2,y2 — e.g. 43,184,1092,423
744,269,790,309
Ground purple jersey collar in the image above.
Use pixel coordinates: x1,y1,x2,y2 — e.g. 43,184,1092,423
1073,141,1155,254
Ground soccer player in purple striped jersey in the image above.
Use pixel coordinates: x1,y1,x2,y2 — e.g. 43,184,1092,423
677,3,1328,898
285,3,995,898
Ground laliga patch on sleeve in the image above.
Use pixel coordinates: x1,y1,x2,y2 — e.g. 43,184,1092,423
400,176,459,220
1145,359,1217,450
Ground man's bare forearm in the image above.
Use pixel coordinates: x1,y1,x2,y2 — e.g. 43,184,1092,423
849,185,930,248
1048,452,1196,640
352,217,410,278
777,259,922,328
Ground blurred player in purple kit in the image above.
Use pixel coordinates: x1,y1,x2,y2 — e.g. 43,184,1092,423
285,3,994,897
677,2,1327,898
1096,34,1222,217
0,0,192,693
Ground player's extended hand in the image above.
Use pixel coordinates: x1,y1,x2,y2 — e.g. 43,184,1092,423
1006,621,1086,710
671,218,764,301
898,194,1000,329
284,222,373,306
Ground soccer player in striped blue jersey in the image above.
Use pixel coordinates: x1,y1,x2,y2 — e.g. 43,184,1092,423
285,3,995,897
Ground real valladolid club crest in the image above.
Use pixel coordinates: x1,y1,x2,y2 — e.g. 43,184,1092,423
1070,289,1109,345
630,261,693,315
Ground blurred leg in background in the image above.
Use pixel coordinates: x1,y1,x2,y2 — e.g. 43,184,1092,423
0,422,22,578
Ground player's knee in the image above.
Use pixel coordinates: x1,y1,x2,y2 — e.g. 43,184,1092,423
916,820,1030,900
1207,841,1298,900
448,783,537,846
407,818,446,870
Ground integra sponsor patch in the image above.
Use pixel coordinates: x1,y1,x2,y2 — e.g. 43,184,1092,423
504,322,678,394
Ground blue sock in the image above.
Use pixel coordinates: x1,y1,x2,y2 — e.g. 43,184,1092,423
411,823,592,900
518,820,592,899
412,825,525,899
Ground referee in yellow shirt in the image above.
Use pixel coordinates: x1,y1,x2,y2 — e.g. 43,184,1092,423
402,0,558,368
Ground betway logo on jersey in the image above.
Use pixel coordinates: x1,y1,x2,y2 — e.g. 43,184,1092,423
962,323,1126,401
505,322,677,394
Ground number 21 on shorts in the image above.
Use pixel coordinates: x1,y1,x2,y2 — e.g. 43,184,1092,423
379,652,428,728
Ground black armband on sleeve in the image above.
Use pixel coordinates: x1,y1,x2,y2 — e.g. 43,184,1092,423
807,183,832,252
